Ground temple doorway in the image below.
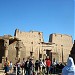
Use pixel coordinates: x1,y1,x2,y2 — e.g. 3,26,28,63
0,40,4,63
46,50,52,61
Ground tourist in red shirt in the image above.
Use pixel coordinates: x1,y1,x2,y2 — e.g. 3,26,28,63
46,56,51,74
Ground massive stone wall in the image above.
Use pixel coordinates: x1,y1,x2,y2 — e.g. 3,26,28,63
49,33,73,62
14,29,44,60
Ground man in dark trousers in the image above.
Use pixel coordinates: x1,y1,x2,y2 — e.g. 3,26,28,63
25,58,33,75
46,56,51,75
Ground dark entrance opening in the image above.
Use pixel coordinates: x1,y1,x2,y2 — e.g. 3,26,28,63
39,54,42,59
0,40,4,63
46,50,52,61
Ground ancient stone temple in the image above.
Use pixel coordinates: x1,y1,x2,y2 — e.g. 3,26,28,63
70,40,75,63
0,29,73,66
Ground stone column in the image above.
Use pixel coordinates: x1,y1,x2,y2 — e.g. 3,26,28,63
18,49,20,59
4,39,9,57
16,40,22,59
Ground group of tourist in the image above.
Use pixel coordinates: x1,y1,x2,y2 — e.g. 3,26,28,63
4,56,51,75
14,56,51,75
3,56,75,75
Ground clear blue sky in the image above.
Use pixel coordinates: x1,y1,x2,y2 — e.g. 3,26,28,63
0,0,74,42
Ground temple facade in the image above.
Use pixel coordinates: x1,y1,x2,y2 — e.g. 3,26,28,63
0,29,73,65
49,33,73,62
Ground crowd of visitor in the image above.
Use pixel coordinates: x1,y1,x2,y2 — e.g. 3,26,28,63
3,56,75,75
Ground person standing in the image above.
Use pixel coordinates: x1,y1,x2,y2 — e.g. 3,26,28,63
46,56,51,75
52,58,57,74
24,58,30,75
39,59,43,73
9,61,13,73
21,58,25,74
4,57,10,74
29,58,34,75
35,60,39,75
42,59,46,75
16,59,21,75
